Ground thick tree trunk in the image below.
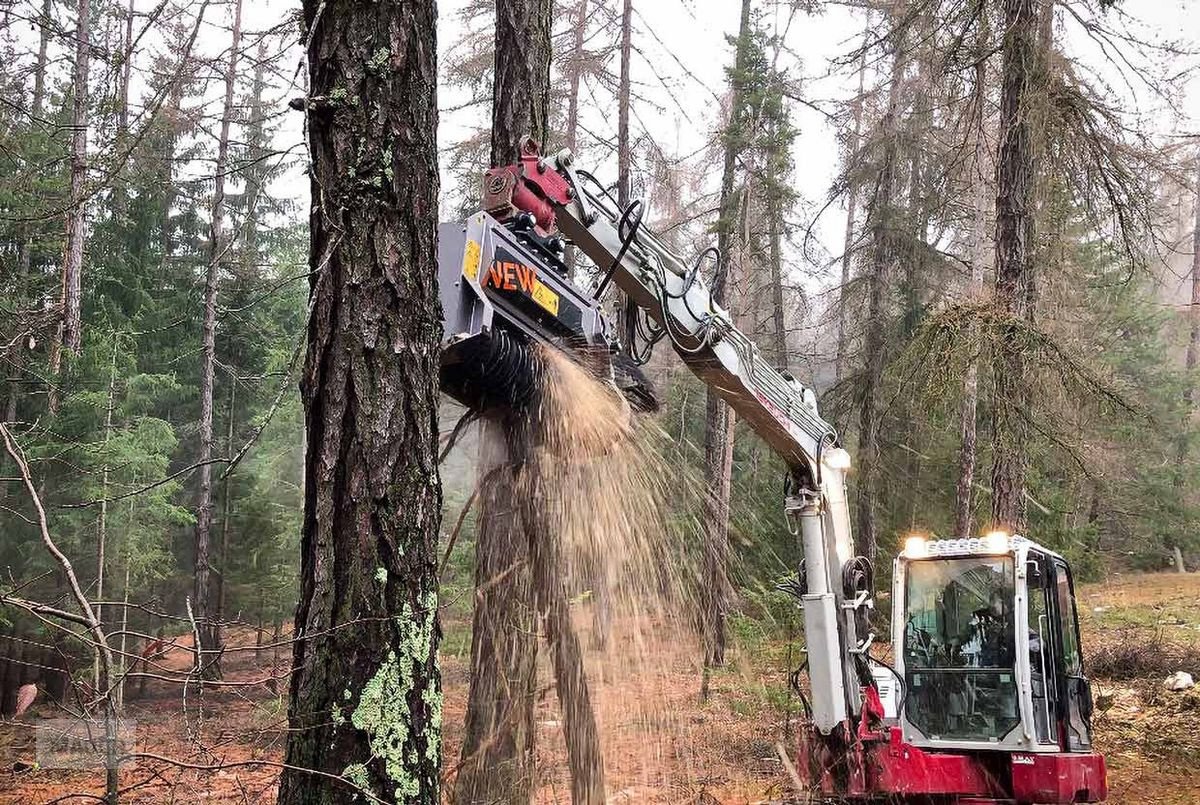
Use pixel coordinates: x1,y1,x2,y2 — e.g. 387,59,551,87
855,32,905,567
49,0,93,410
194,0,243,681
491,0,552,161
700,0,753,683
278,0,443,800
457,2,553,803
455,429,538,805
990,0,1039,532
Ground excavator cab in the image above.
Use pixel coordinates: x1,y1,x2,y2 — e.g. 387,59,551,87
883,533,1104,801
891,534,1096,754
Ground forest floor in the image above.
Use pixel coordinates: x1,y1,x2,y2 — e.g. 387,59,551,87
2,572,1200,804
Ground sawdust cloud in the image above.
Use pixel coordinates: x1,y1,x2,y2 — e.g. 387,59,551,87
482,343,712,793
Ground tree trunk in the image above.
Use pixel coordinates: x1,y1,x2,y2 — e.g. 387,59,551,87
955,13,992,538
767,148,788,372
14,0,52,279
563,0,589,274
94,339,118,692
462,2,597,802
454,434,538,805
217,380,236,621
854,27,906,567
617,0,633,210
990,0,1040,532
1172,152,1200,573
241,49,269,270
32,0,51,119
565,0,588,154
518,464,606,805
49,0,93,411
194,0,243,681
834,38,868,385
119,0,135,139
278,0,443,800
596,0,636,651
700,0,753,684
491,0,552,162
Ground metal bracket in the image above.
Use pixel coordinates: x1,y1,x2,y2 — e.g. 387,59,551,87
850,632,876,655
841,590,873,611
554,149,597,226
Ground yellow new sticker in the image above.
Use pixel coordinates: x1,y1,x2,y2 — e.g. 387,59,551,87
531,281,560,315
462,240,481,280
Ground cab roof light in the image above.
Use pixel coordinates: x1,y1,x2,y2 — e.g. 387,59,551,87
904,535,928,559
984,530,1011,554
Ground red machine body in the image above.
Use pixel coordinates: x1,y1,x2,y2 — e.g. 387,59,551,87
802,724,1106,803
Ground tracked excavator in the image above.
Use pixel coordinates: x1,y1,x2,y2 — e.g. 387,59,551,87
437,137,1107,804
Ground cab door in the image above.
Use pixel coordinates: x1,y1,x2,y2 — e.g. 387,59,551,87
1051,559,1094,751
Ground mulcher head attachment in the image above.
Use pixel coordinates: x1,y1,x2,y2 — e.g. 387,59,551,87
439,213,657,416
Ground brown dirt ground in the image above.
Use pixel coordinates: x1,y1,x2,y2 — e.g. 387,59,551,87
3,572,1200,804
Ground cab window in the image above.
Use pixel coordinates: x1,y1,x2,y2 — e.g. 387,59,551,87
904,557,1015,669
1055,563,1083,677
903,557,1020,742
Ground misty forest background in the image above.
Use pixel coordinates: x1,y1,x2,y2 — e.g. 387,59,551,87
2,0,1200,710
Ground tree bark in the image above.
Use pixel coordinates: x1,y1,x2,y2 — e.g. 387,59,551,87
241,48,269,271
278,0,443,800
119,0,135,139
855,25,906,567
456,3,554,803
94,339,118,692
217,379,236,620
990,0,1040,532
518,463,606,805
49,0,93,410
491,0,552,162
617,0,633,210
194,0,243,681
701,0,752,679
455,429,538,805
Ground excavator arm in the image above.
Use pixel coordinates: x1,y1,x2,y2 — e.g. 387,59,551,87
465,138,877,735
